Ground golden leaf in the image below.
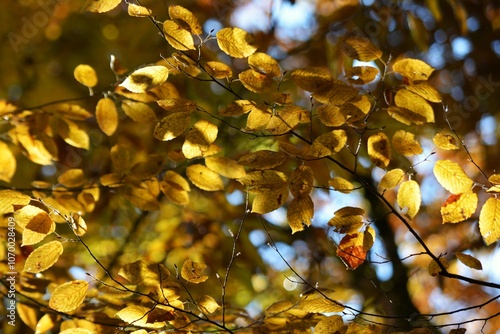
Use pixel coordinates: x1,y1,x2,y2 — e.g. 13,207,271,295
478,198,500,245
128,3,152,17
49,103,93,120
181,259,208,283
58,169,86,188
182,120,218,159
59,329,93,334
0,190,31,214
313,81,359,105
265,105,308,134
379,168,405,190
99,174,123,188
387,106,428,125
394,89,434,123
124,184,160,211
85,0,121,13
341,35,382,61
407,82,442,102
433,132,459,150
486,185,500,193
238,170,287,189
0,141,16,183
455,252,482,270
345,66,379,85
428,257,449,276
219,100,255,116
287,195,313,233
392,130,423,156
110,144,131,171
168,5,202,35
205,61,233,79
238,150,287,170
317,105,346,127
23,241,63,273
245,106,272,130
288,165,314,197
120,66,169,93
279,141,306,156
70,213,87,236
239,69,274,93
314,315,344,334
157,98,197,113
309,130,347,158
186,164,224,191
328,206,365,233
397,180,421,218
392,58,435,82
118,260,170,286
340,95,371,123
163,20,195,51
0,99,16,116
248,52,281,77
299,297,344,313
121,100,157,123
196,295,220,314
22,211,55,246
154,112,191,141
17,304,38,330
59,118,89,150
9,125,54,165
441,192,477,223
328,177,354,194
489,174,500,185
35,314,56,333
49,280,88,312
73,64,98,88
337,232,369,269
205,156,246,179
251,185,289,214
160,170,190,206
291,67,333,92
216,27,257,58
367,132,391,169
433,160,473,194
116,305,165,328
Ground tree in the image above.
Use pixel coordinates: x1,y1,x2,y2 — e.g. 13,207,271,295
1,0,500,333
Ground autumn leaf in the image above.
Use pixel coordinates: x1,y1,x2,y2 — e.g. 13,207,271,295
160,170,190,206
85,0,121,13
0,190,31,214
328,206,365,233
182,119,218,159
433,160,473,194
367,132,391,169
116,305,165,329
394,89,435,123
196,295,220,314
205,156,246,179
328,177,354,194
49,280,88,313
287,195,314,233
216,27,258,58
291,67,333,92
181,259,208,283
118,260,170,286
478,198,500,245
336,231,372,270
345,66,379,85
120,66,169,93
168,5,202,35
433,132,459,150
379,169,405,190
239,69,274,93
59,118,89,150
154,112,191,141
124,184,160,211
317,105,346,127
73,64,98,88
392,130,423,156
455,252,482,270
251,186,289,214
0,141,16,183
121,100,157,123
392,58,435,82
341,35,382,61
397,180,421,218
163,20,195,51
441,192,477,223
238,150,287,170
205,61,233,79
407,82,442,102
128,4,152,17
58,169,86,188
309,130,347,157
186,164,224,191
289,165,314,197
23,240,63,273
314,315,344,334
428,257,449,276
248,52,281,77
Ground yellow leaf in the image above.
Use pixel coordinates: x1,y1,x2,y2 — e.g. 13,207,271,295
160,171,190,206
35,314,56,333
9,125,54,165
163,20,195,51
489,174,500,185
182,120,218,159
379,168,405,190
58,169,85,188
392,58,435,82
265,105,308,134
313,81,359,105
23,211,55,246
317,105,346,127
116,305,165,328
238,170,287,190
205,61,233,79
239,69,274,93
186,164,224,191
118,260,170,286
394,89,435,123
341,35,382,61
0,99,16,116
314,315,344,334
486,185,500,193
73,64,98,88
181,259,208,283
433,160,473,194
23,240,63,273
478,198,500,245
245,106,272,130
0,141,16,183
392,130,423,156
340,95,371,123
219,100,256,116
336,232,369,269
299,296,344,313
121,100,157,123
196,295,220,314
441,192,477,223
216,27,257,58
70,213,87,236
154,112,191,141
120,66,169,93
345,66,379,85
59,118,89,150
407,82,442,102
328,206,365,233
17,303,38,330
397,180,421,218
128,3,152,17
205,156,246,179
289,165,314,197
367,132,391,169
291,67,333,92
157,98,197,113
455,252,482,270
428,257,449,276
433,132,458,150
0,190,31,214
328,177,354,194
85,0,121,13
59,329,93,334
287,195,313,233
168,5,202,35
387,106,428,125
248,52,281,77
251,185,289,214
124,185,160,211
309,130,347,157
48,103,93,120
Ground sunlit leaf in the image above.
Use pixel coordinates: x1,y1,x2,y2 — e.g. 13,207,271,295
238,151,287,170
216,27,257,58
73,64,98,88
407,82,442,102
181,259,208,283
328,177,354,194
379,169,405,190
291,67,333,92
287,195,313,233
22,210,55,246
340,95,371,123
205,156,246,179
17,303,38,330
478,198,500,246
118,260,170,286
0,141,16,183
124,185,160,211
186,164,224,191
197,295,220,314
160,170,190,206
248,52,281,77
394,89,434,123
239,69,274,93
345,66,379,85
441,192,477,223
182,120,218,159
313,81,359,105
387,106,427,125
397,180,421,218
289,165,314,197
433,160,473,194
428,257,449,276
314,315,344,334
455,252,482,270
154,112,191,141
299,296,345,313
317,105,346,127
328,206,365,233
392,130,423,156
245,106,272,130
205,61,233,79
49,104,93,120
337,232,370,270
120,66,169,93
23,241,63,273
251,185,289,214
392,58,435,82
57,169,86,188
128,3,152,17
85,0,121,13
341,35,382,61
121,100,157,123
168,5,202,35
9,125,54,165
59,118,89,150
163,20,195,51
309,130,347,158
219,100,255,116
265,105,308,134
433,132,459,150
0,190,31,214
116,305,165,328
367,132,391,169
489,174,500,185
157,98,197,113
69,212,87,236
48,280,88,312
0,99,16,116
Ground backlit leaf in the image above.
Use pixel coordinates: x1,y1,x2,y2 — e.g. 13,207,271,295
441,192,477,223
428,257,449,276
205,156,246,179
341,35,382,61
265,105,308,134
10,125,54,165
128,4,152,17
121,100,157,123
163,20,195,51
49,103,93,120
309,130,347,157
157,98,197,113
434,160,473,194
387,106,428,125
328,206,365,233
340,95,371,123
478,198,500,245
58,169,86,188
392,130,423,156
73,64,98,88
186,164,224,191
197,295,220,314
367,132,391,169
238,170,288,192
118,260,170,286
120,66,169,93
96,97,118,136
433,132,459,150
168,5,202,35
251,186,289,214
23,211,55,246
124,185,160,211
116,305,165,328
182,120,218,159
17,304,37,331
0,141,16,183
291,67,333,92
59,118,89,150
328,177,354,194
245,106,272,130
489,174,500,185
205,61,233,79
289,165,314,197
0,190,31,214
345,66,379,85
0,99,16,116
154,112,191,141
486,185,500,193
455,252,482,270
23,241,63,273
49,280,88,313
216,27,257,58
314,315,344,334
85,0,121,13
181,259,208,283
219,100,255,116
287,195,313,233
397,180,421,218
394,89,434,123
299,296,345,313
248,52,281,77
337,232,369,270
313,81,359,105
161,171,190,206
317,105,346,127
379,169,405,190
239,69,274,93
392,58,435,82
407,82,441,102
70,213,87,236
